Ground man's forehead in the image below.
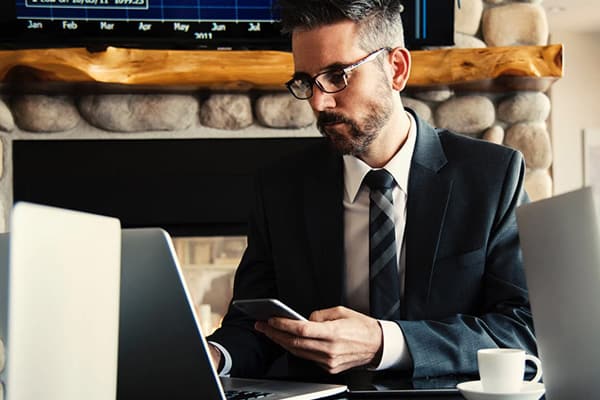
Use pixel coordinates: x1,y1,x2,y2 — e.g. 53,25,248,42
291,21,363,74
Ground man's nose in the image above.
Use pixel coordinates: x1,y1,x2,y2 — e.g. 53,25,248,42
308,86,336,112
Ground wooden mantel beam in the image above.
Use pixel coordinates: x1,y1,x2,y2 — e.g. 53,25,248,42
0,44,563,92
408,44,563,92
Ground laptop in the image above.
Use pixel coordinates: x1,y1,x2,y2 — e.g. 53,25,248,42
5,202,122,400
118,227,347,399
516,186,600,399
0,232,8,388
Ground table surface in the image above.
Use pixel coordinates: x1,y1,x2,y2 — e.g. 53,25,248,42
335,395,464,399
319,372,470,399
309,373,547,400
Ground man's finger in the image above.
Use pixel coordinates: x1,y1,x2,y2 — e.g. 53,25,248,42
258,322,332,353
309,306,350,322
266,318,335,340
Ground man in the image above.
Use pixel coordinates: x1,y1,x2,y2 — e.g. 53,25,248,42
207,0,535,379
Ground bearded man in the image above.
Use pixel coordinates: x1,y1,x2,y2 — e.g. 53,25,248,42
206,0,536,380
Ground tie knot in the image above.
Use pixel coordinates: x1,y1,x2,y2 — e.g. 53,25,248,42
364,169,395,191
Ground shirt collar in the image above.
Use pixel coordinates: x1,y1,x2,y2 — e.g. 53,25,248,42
343,111,417,203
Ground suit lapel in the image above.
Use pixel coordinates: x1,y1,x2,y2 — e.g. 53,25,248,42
404,111,453,317
303,144,345,308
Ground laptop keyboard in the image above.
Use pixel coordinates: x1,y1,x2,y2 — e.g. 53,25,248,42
224,390,273,399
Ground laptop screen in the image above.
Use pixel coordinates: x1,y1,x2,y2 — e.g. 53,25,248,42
118,228,225,399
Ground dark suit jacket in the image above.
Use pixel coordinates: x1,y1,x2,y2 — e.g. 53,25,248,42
208,110,535,379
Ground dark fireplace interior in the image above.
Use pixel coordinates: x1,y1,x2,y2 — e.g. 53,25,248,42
12,137,322,237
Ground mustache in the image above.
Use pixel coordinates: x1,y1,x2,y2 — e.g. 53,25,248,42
316,112,356,135
317,112,352,126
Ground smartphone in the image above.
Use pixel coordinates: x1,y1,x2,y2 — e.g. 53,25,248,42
232,298,307,321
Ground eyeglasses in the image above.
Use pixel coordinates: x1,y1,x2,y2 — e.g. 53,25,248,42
286,47,391,100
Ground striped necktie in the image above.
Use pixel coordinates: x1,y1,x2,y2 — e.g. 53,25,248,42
364,169,401,320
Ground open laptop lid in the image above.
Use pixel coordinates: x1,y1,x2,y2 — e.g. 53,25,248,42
516,187,600,399
118,228,225,399
0,232,8,383
6,202,121,400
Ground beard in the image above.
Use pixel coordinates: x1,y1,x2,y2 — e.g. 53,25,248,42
316,85,393,156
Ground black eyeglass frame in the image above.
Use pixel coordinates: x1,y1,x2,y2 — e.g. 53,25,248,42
285,47,392,100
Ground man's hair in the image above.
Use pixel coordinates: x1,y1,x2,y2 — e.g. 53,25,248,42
277,0,405,51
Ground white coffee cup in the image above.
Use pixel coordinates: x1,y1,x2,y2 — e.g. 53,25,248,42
477,348,543,393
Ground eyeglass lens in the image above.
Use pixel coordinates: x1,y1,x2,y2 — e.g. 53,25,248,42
287,77,313,99
288,70,347,99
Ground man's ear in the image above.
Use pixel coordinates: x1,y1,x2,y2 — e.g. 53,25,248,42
389,47,411,91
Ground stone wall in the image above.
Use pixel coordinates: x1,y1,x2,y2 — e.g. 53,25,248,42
427,0,553,202
0,0,554,233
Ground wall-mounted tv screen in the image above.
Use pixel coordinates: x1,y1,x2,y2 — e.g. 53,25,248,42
0,0,454,50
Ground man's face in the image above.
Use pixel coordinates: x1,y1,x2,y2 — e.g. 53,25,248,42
292,21,394,156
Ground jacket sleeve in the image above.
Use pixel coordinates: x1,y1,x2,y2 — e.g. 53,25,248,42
398,151,536,378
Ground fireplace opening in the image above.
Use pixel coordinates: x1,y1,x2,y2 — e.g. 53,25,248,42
13,137,322,330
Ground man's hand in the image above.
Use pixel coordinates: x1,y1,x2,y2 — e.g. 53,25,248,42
208,343,222,371
255,306,383,374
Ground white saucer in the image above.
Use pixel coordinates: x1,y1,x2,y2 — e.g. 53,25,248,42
456,380,545,400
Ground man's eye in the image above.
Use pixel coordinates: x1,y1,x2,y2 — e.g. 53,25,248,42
325,71,346,87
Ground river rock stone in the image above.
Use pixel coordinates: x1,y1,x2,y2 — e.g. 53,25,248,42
413,89,454,102
454,33,487,48
79,94,198,132
403,97,433,125
200,94,253,130
455,0,484,35
482,3,548,46
525,169,552,201
255,93,314,128
12,95,80,132
482,125,505,145
498,92,550,123
435,95,495,135
0,99,14,132
504,122,552,169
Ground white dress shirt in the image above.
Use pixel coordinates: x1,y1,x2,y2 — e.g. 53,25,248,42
213,112,417,375
343,111,416,370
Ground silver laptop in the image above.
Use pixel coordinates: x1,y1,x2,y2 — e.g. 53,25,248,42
118,227,347,400
5,202,122,400
0,232,8,389
516,187,600,399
